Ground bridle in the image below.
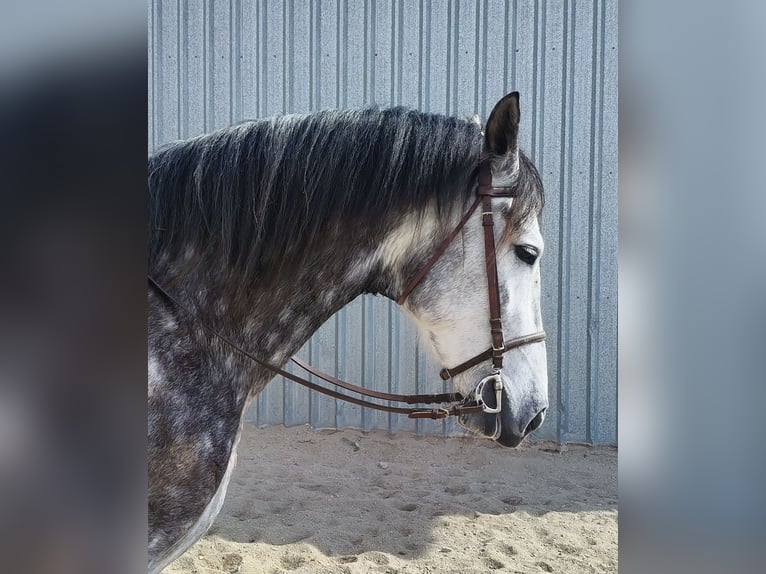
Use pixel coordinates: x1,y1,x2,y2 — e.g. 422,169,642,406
148,158,545,423
394,157,546,419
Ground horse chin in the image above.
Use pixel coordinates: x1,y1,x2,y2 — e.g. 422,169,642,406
458,413,525,448
494,427,525,448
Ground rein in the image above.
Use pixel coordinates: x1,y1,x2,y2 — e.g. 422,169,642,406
148,276,480,420
148,158,545,421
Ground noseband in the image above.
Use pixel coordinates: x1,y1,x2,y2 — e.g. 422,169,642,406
148,158,545,421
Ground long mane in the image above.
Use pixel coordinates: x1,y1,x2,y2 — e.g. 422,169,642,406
148,107,543,282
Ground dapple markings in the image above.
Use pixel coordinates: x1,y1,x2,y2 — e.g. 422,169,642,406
148,93,547,572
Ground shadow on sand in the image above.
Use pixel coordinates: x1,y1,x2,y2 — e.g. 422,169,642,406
205,424,617,562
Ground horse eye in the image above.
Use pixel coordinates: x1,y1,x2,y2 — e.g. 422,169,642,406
514,244,539,265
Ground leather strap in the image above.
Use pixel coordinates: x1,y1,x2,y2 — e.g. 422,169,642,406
290,355,461,405
438,331,547,380
397,159,535,380
480,193,505,370
476,159,520,197
397,160,518,306
396,195,483,305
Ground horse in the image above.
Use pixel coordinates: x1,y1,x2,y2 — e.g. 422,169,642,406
148,92,548,573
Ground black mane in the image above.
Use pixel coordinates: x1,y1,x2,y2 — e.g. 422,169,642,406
148,107,543,282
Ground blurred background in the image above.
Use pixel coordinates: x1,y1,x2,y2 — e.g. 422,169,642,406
0,2,146,573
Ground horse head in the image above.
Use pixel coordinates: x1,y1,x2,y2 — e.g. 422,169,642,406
395,93,548,447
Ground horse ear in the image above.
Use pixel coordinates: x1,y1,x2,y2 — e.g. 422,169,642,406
484,92,520,158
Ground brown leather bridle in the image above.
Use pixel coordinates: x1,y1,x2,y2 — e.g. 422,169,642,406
148,158,545,421
394,158,546,416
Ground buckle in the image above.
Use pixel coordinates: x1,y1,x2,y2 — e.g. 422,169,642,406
408,407,450,420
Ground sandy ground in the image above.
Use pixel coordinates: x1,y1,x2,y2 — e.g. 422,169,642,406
166,425,617,574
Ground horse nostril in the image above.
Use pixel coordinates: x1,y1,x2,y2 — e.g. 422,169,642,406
524,408,546,435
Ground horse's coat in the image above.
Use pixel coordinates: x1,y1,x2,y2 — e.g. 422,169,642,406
148,95,547,572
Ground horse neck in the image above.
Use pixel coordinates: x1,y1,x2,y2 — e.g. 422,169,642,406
151,239,376,368
150,200,463,392
229,201,469,338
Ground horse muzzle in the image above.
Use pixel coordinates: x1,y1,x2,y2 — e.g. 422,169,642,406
459,375,548,447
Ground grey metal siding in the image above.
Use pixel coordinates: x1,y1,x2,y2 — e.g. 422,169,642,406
149,0,618,445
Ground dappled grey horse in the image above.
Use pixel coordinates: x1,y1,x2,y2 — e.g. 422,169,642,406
148,93,548,572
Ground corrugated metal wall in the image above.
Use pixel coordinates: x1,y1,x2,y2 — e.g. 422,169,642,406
149,0,618,445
